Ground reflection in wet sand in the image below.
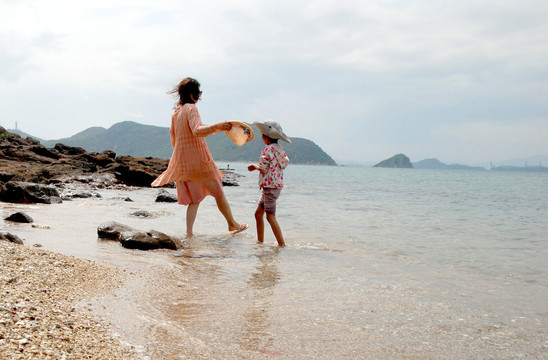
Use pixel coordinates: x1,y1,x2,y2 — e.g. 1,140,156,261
240,248,281,353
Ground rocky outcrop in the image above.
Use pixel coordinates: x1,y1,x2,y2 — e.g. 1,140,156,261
0,127,239,194
0,182,62,204
374,153,413,168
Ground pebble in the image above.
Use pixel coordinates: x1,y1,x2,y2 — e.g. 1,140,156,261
0,241,139,359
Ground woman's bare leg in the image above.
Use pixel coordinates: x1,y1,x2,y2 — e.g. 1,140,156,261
215,195,247,232
186,203,200,237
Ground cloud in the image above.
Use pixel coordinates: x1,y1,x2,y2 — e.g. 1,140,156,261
431,118,548,163
0,0,547,162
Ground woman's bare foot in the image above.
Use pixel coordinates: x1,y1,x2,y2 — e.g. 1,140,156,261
229,223,249,234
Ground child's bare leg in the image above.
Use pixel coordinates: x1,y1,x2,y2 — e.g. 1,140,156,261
186,203,200,237
266,213,285,247
254,206,265,243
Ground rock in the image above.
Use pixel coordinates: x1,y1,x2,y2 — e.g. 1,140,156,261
29,144,60,159
374,153,413,168
0,232,24,244
111,155,169,187
4,211,34,223
97,221,179,250
113,164,157,187
221,170,240,186
62,191,101,200
97,221,136,241
130,211,154,218
84,151,117,167
0,172,15,182
0,182,62,204
155,189,177,203
120,230,178,250
54,143,87,156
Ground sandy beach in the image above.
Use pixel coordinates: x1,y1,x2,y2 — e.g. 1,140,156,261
0,240,139,359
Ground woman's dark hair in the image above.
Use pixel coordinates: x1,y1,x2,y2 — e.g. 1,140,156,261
168,77,201,106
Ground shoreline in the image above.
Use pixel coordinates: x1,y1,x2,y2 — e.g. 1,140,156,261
0,240,140,359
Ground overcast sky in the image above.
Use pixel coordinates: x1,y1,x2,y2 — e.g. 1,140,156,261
1,0,547,165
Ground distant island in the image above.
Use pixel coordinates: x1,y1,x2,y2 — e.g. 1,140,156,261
413,158,484,171
373,153,412,168
373,154,548,172
11,121,337,166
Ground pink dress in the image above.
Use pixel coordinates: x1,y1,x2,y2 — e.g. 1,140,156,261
151,104,224,205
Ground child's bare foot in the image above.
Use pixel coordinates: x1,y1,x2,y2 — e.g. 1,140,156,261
229,223,248,234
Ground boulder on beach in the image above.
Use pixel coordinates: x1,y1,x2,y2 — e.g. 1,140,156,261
97,221,135,240
97,221,180,251
155,189,177,203
0,232,24,245
120,230,178,251
4,211,34,223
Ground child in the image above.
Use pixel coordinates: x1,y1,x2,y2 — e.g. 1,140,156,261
248,120,290,247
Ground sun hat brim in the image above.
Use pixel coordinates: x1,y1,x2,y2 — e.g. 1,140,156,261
252,121,291,143
225,121,254,146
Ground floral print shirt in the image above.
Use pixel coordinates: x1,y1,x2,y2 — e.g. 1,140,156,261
258,143,289,189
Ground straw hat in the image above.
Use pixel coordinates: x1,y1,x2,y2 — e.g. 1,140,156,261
225,121,254,146
252,120,291,143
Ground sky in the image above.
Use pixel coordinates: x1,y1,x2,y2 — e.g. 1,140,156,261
1,0,547,165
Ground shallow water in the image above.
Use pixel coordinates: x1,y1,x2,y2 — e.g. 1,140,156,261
1,165,547,359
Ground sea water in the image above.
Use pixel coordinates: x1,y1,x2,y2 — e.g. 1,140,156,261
1,164,547,359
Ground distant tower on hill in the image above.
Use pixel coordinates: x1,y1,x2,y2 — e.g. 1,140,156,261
15,121,18,131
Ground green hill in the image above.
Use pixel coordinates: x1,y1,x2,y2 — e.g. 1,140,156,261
32,121,336,165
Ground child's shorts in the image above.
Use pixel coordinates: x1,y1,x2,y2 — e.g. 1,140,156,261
259,188,282,215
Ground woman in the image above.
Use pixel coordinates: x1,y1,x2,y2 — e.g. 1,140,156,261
151,77,248,237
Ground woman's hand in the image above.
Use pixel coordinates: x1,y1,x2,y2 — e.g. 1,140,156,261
248,164,259,172
220,121,232,131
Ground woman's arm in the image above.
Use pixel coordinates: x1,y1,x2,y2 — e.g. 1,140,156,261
186,104,232,137
192,121,232,137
